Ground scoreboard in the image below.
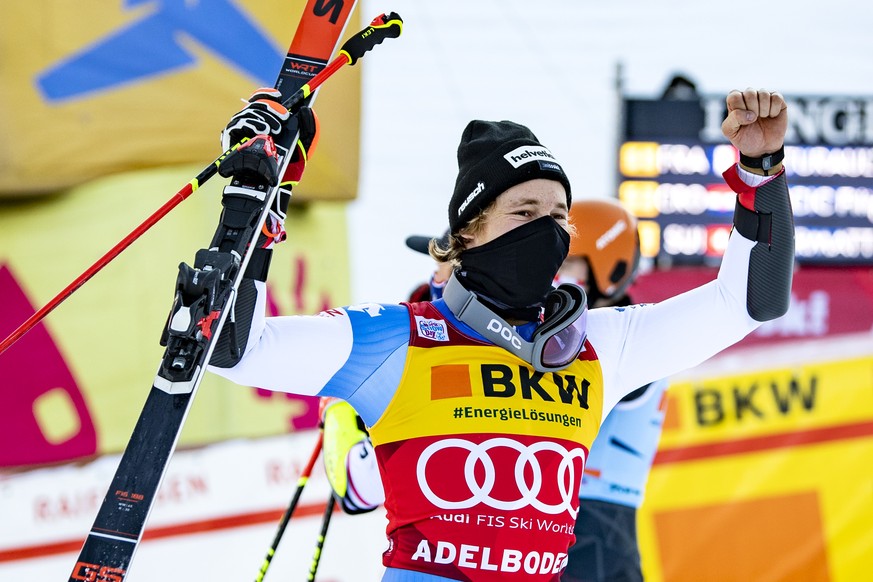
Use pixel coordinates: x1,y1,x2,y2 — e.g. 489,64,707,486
618,95,873,266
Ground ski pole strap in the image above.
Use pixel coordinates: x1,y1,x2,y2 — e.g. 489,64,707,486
339,12,403,66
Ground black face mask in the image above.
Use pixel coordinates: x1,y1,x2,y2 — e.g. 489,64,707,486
457,216,570,321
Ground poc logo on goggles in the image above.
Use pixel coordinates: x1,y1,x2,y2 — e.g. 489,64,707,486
487,319,522,350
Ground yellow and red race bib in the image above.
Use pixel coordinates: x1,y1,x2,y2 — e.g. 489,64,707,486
369,302,604,581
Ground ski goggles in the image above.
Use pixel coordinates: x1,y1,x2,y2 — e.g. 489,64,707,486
443,275,588,373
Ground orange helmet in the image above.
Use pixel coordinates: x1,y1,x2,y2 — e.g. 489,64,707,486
568,199,640,299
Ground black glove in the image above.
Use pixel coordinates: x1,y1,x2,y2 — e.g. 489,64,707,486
218,88,318,188
221,87,290,151
218,87,288,186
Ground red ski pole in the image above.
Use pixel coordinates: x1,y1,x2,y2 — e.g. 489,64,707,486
0,13,402,356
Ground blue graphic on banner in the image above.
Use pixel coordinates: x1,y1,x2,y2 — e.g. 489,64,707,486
37,0,281,101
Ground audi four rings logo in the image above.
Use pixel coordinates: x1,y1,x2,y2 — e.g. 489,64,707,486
416,438,583,517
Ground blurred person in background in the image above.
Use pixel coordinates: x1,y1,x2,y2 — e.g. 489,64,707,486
555,200,666,582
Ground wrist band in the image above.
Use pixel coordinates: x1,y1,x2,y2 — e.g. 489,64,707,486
739,145,784,175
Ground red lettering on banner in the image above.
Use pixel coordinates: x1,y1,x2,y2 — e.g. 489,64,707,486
265,458,304,486
34,489,101,522
155,474,209,504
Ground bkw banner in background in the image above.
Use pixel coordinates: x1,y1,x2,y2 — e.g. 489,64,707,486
637,337,873,581
626,263,873,580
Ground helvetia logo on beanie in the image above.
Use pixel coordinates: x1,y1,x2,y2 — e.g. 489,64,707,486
503,145,559,169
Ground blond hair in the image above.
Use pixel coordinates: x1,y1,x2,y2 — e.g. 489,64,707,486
429,207,492,265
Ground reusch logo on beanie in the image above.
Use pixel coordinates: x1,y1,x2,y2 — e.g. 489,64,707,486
458,181,485,215
448,120,571,234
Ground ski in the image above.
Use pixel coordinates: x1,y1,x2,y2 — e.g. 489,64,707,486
68,1,358,581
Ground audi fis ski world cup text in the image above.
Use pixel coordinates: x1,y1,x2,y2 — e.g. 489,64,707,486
431,514,575,534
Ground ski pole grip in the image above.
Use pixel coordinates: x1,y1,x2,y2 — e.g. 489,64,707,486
338,12,403,66
280,13,402,113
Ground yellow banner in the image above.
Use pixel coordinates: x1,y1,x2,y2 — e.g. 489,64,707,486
0,0,359,200
638,355,873,582
0,165,350,466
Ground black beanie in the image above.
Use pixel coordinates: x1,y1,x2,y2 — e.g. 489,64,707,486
448,120,572,234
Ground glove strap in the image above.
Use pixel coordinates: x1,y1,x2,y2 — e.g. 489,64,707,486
218,135,280,186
